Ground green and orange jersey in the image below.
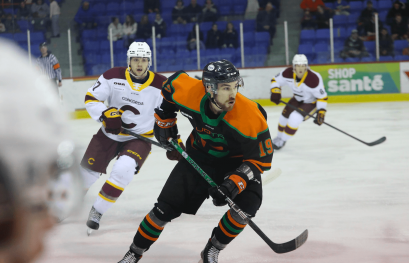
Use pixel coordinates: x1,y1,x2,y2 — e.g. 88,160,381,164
160,70,273,177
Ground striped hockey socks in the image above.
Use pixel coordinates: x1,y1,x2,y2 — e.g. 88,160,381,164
93,180,124,214
133,210,167,253
213,210,247,245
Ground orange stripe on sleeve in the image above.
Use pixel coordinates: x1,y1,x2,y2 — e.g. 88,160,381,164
227,210,246,228
53,63,60,70
161,91,175,104
138,227,158,241
218,221,238,238
146,214,164,231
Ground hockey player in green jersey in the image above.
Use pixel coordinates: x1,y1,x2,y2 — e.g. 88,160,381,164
118,60,273,263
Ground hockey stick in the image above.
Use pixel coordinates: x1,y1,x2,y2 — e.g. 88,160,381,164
168,138,308,254
280,100,386,146
123,129,282,186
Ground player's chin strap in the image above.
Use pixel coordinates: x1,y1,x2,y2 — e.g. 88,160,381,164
127,66,150,79
210,94,222,110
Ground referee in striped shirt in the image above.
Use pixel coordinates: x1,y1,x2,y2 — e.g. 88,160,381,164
36,42,62,87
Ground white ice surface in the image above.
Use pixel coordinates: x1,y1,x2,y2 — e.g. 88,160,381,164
37,102,409,263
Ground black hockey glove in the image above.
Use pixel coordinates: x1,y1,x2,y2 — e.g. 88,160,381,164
314,109,326,126
166,135,186,161
154,108,178,147
208,171,249,206
100,107,122,135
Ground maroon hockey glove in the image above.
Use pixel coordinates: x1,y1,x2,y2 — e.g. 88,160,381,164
208,171,248,206
100,107,122,134
314,109,326,126
166,136,186,161
270,87,281,105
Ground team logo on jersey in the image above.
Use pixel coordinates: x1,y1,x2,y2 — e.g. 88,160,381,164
164,84,171,93
122,97,144,105
88,158,95,165
114,82,125,86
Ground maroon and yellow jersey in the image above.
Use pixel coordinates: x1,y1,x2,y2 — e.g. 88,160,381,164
161,71,273,177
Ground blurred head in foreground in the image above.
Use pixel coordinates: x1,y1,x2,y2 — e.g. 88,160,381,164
0,39,83,263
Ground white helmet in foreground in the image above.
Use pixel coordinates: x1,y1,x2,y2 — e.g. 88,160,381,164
292,54,308,68
127,42,152,67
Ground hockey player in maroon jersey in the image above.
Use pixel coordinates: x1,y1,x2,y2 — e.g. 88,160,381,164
118,60,273,263
269,54,328,150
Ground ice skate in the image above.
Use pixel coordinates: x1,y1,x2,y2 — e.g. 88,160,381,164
86,206,102,236
272,137,286,150
198,238,224,263
118,249,142,263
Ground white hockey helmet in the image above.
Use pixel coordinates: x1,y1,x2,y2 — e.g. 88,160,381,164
127,42,152,67
292,54,308,68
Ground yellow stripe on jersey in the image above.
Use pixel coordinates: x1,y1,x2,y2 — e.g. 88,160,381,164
317,96,328,102
85,92,102,104
125,69,155,92
293,71,308,87
271,78,277,84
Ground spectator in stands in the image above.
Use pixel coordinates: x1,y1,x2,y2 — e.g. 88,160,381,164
202,0,219,23
154,13,167,38
17,2,31,19
379,28,394,56
387,1,405,26
185,0,202,23
341,29,368,58
31,0,49,31
0,7,5,21
315,5,330,29
137,15,152,39
75,1,96,30
187,24,205,50
108,17,123,41
259,0,280,10
359,1,377,25
391,14,408,40
361,13,383,41
256,2,277,44
0,20,5,33
172,0,187,24
221,22,238,48
4,14,20,33
300,0,325,13
301,10,316,29
206,23,222,49
50,0,60,38
334,0,349,16
144,0,160,14
123,15,137,47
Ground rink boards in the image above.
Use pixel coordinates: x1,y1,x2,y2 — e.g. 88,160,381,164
59,61,409,118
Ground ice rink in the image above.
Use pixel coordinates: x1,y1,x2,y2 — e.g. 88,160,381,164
37,101,409,263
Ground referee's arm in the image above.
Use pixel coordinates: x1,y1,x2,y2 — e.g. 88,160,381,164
51,55,62,86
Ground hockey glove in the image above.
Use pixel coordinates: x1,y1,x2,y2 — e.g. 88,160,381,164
314,109,326,126
100,107,122,134
270,87,282,105
154,108,178,147
208,171,249,206
166,135,186,161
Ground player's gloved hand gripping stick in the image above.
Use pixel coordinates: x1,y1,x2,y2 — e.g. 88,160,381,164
279,100,386,146
168,138,308,254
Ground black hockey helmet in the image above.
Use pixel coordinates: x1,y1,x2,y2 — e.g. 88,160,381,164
202,59,243,94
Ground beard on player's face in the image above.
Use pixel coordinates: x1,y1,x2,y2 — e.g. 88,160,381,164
214,82,238,112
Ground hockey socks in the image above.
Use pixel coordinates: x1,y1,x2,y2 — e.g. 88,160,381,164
133,210,168,253
93,180,124,214
213,210,247,245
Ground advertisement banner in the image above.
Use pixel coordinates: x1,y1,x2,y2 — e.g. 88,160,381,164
312,63,401,96
399,62,409,93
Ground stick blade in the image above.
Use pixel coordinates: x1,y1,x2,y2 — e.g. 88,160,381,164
272,229,308,254
367,136,386,146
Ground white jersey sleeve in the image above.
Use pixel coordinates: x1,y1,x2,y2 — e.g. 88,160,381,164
310,72,328,110
270,68,290,89
85,75,111,121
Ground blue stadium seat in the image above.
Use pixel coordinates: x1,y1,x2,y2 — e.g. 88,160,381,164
334,27,347,40
333,15,347,28
95,16,110,28
106,2,120,15
347,14,359,26
334,40,344,53
243,32,255,46
93,3,106,15
216,21,227,30
0,33,14,40
83,40,97,52
315,43,329,52
379,10,388,22
101,53,111,64
316,29,330,41
349,1,364,10
14,33,27,43
345,57,360,63
99,40,110,51
82,29,97,40
334,57,344,63
300,29,316,43
379,55,393,61
120,1,136,13
84,52,100,64
378,0,392,10
316,57,330,64
298,43,314,55
361,56,376,62
394,40,408,52
17,20,31,31
364,41,376,52
243,20,255,32
394,55,409,61
200,22,213,32
325,3,334,9
162,0,174,9
233,4,247,15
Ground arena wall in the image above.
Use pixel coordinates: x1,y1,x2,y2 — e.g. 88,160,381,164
60,62,409,119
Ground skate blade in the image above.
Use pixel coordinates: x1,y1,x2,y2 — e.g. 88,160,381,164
87,228,93,236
